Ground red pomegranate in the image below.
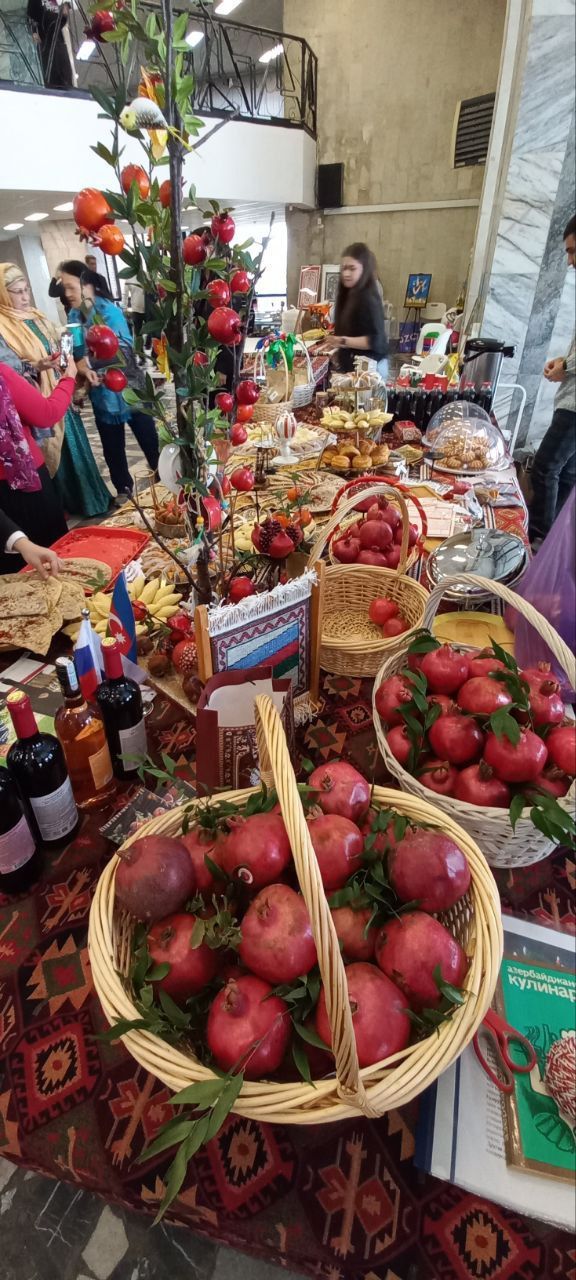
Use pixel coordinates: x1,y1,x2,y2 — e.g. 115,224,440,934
148,913,219,1003
207,976,290,1078
389,829,471,912
330,905,377,961
230,423,248,446
228,575,256,603
420,646,469,694
376,911,468,1009
86,324,119,361
158,180,172,208
120,164,150,198
546,724,576,777
73,187,111,232
238,884,317,984
211,213,236,243
456,677,513,717
467,650,507,679
454,761,511,807
428,713,485,766
183,234,208,266
230,269,251,294
181,827,224,897
221,812,291,889
235,379,260,405
215,390,234,413
483,729,548,783
315,962,410,1068
208,306,242,345
206,279,231,308
103,368,127,391
418,759,459,796
528,685,565,728
386,724,412,766
374,674,414,727
307,761,371,823
98,223,125,256
307,814,364,891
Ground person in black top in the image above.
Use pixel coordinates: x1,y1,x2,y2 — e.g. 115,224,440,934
328,243,387,373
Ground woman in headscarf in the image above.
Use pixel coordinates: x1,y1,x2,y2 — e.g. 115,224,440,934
60,262,159,497
0,263,112,517
0,358,75,574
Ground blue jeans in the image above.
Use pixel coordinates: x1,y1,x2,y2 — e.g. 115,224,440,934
94,410,159,494
529,408,576,541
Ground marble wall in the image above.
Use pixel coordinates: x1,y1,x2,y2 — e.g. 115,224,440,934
480,0,576,448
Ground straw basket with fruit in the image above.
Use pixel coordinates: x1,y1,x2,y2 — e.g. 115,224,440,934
373,574,576,868
89,696,501,1217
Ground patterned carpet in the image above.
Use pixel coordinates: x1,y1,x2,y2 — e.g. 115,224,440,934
0,675,573,1280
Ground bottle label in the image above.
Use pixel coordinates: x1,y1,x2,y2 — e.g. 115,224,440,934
30,777,78,842
0,815,35,873
118,718,148,772
89,742,114,791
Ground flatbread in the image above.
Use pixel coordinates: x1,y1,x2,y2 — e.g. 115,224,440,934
58,557,111,590
58,579,86,621
0,580,49,619
0,615,53,655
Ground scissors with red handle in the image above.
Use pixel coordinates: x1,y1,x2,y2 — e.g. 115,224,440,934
473,1009,537,1094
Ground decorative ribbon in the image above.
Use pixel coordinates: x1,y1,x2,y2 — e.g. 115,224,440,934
265,332,297,372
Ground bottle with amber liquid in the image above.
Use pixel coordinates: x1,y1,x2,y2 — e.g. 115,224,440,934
54,657,116,809
97,637,148,779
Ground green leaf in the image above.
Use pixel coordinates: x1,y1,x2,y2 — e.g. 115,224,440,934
169,1079,226,1109
154,1118,211,1221
102,26,127,43
147,962,170,982
190,918,205,949
407,631,439,655
137,1117,196,1163
97,1017,150,1041
489,637,519,674
424,700,442,731
300,757,315,775
293,1021,329,1051
206,1072,244,1134
292,1038,313,1084
411,687,429,715
489,708,521,745
509,793,526,831
158,990,192,1027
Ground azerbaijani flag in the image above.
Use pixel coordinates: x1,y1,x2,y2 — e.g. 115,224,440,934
109,570,146,684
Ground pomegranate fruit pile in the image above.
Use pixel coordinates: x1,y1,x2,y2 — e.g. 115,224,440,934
375,633,576,842
331,492,419,570
112,760,473,1087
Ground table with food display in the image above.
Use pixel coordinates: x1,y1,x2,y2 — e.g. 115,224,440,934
0,372,574,1280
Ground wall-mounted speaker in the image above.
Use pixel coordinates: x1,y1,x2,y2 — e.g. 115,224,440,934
317,162,344,209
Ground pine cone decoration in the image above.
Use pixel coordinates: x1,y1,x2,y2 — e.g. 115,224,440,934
258,518,283,554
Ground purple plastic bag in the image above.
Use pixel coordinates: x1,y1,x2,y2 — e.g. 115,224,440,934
505,489,575,700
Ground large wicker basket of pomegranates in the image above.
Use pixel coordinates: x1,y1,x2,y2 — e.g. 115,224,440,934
89,695,502,1151
373,574,576,869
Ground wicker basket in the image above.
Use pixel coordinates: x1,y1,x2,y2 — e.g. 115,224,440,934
88,694,502,1123
252,338,315,425
327,479,426,573
307,482,428,677
373,572,576,868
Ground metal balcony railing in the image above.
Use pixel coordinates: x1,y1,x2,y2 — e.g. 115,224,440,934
0,2,318,136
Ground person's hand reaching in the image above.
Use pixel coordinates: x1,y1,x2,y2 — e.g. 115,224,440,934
543,357,567,383
13,538,62,579
63,354,78,380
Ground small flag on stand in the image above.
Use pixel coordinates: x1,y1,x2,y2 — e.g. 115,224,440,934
74,610,103,700
109,570,146,684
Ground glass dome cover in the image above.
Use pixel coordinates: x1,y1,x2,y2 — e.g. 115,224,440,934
424,399,508,472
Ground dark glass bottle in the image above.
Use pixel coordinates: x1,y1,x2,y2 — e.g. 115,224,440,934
96,638,148,780
0,768,41,894
55,657,116,809
6,691,79,848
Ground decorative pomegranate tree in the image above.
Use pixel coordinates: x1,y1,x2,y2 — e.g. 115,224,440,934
79,0,272,600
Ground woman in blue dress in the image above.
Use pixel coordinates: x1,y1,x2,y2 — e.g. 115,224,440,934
60,262,159,496
0,262,112,516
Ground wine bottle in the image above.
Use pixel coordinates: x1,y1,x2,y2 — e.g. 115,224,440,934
6,691,79,848
96,638,148,780
0,768,41,894
55,656,116,809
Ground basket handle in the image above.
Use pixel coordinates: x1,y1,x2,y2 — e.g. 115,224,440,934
254,694,378,1116
307,481,411,574
253,339,291,404
422,574,576,690
292,334,314,383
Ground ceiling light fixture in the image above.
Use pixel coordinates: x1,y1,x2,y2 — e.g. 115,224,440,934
3,223,23,231
215,1,243,15
24,212,49,222
259,43,284,64
185,30,204,48
53,201,74,212
76,39,96,61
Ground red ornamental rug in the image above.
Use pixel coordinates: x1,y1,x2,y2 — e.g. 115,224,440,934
0,676,573,1280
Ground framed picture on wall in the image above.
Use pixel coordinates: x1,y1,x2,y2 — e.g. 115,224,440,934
321,264,340,305
405,273,432,307
297,265,321,308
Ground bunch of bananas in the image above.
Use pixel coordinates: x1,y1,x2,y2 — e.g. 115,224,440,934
321,407,391,431
63,576,184,642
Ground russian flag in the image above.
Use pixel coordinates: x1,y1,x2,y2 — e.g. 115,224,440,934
109,570,146,684
74,614,103,700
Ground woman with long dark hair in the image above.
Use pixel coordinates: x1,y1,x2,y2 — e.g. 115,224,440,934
60,261,159,497
328,243,387,373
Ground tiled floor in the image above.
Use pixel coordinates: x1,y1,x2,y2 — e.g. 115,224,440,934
0,1158,305,1280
